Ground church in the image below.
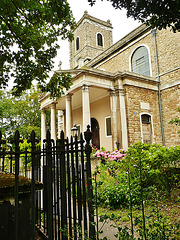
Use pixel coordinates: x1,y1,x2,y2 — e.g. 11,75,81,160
40,11,180,151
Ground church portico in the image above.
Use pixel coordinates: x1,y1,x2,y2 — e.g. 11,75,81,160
40,71,123,150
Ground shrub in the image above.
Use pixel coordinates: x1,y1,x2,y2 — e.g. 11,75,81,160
125,142,180,195
94,143,180,209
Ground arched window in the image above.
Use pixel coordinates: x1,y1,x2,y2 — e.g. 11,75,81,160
97,33,103,47
76,37,80,51
141,114,152,144
131,46,150,76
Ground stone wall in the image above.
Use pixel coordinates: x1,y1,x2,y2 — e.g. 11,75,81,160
70,14,113,69
161,85,180,146
124,85,162,145
97,28,180,86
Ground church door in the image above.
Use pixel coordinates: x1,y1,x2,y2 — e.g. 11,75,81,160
91,118,100,149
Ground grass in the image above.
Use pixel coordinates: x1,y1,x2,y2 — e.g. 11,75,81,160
98,200,180,224
96,199,180,239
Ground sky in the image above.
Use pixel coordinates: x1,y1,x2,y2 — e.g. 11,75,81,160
7,0,141,89
54,0,141,71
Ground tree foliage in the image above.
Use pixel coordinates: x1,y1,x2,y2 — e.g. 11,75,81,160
0,88,43,140
0,0,76,96
88,0,180,32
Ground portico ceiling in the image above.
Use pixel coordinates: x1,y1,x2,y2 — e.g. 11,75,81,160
56,86,109,111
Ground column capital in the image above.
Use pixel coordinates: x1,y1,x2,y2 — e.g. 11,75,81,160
82,85,89,92
50,103,57,109
108,89,116,97
65,93,73,101
116,89,126,96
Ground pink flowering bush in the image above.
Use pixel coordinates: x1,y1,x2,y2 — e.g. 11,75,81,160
108,150,126,162
93,147,126,164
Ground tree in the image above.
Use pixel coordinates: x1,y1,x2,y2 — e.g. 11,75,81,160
0,0,76,96
0,87,44,140
88,0,180,32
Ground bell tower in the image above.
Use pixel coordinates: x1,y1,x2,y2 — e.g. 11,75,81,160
69,11,113,69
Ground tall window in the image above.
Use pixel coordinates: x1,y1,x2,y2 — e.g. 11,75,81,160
76,37,80,51
131,46,150,76
105,116,112,137
141,114,152,144
97,33,103,47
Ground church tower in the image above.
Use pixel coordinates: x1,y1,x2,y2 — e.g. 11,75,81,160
70,11,113,69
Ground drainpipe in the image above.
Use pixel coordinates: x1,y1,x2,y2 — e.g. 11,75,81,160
152,29,165,146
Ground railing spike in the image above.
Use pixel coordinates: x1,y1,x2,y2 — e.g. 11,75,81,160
60,130,64,140
28,130,39,147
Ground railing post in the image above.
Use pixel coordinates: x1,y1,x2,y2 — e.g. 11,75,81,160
43,131,54,240
59,130,68,240
84,125,96,240
80,132,88,238
11,130,23,240
28,130,39,240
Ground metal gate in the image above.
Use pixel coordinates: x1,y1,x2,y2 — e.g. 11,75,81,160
0,125,96,240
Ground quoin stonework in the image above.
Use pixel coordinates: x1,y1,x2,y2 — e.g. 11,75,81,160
40,11,180,151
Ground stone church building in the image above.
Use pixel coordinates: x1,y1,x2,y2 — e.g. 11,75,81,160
40,11,180,151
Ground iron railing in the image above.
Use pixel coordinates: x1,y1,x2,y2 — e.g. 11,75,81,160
0,125,96,240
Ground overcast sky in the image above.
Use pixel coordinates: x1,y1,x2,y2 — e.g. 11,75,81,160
55,0,141,70
8,0,141,89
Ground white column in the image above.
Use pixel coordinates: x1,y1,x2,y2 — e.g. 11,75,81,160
110,90,118,150
51,103,57,142
41,109,46,147
65,94,72,138
58,110,64,138
82,85,91,132
118,90,128,150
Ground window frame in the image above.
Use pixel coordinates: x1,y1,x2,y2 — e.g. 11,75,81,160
105,116,112,137
96,32,104,47
140,112,155,144
76,36,80,51
129,44,152,77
